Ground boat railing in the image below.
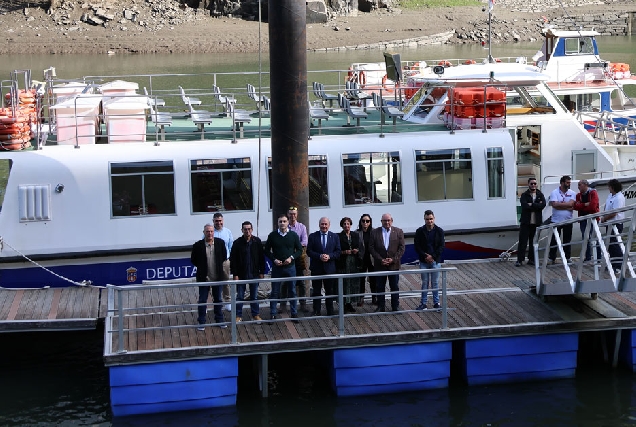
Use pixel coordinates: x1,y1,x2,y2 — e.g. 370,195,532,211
533,204,636,298
580,110,636,146
104,267,457,355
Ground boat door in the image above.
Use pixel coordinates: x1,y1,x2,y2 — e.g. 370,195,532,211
515,125,541,197
573,149,596,180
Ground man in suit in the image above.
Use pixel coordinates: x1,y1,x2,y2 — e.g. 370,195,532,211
307,217,341,316
191,223,228,330
368,213,405,312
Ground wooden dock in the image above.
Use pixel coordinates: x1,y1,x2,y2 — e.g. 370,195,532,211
3,260,636,360
102,260,636,366
0,286,105,332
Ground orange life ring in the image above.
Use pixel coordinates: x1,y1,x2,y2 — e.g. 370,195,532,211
381,75,394,93
438,60,452,68
0,115,27,124
0,132,29,141
464,59,476,65
0,140,29,150
359,71,366,86
494,58,502,63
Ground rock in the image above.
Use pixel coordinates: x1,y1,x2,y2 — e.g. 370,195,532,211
306,0,328,24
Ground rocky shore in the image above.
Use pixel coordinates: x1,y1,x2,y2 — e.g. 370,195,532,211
0,0,633,55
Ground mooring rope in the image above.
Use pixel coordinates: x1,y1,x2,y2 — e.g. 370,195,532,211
0,236,98,288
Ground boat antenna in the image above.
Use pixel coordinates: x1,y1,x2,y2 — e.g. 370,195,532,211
485,0,495,63
256,0,263,235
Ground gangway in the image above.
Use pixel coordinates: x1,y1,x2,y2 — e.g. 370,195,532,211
533,205,636,297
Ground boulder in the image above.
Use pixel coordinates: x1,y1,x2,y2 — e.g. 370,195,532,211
307,0,328,24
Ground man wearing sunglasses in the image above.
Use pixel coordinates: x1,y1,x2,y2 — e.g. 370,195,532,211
516,178,546,267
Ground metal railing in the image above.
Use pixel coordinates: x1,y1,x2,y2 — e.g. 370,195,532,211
105,267,456,354
533,204,636,296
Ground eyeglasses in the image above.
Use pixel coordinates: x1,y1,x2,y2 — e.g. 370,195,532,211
288,207,297,211
361,219,371,223
529,183,537,186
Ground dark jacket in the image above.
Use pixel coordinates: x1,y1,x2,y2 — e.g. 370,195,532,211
519,189,547,225
190,237,227,283
414,224,445,263
307,230,341,274
264,230,303,263
337,231,361,270
368,226,405,271
229,235,265,279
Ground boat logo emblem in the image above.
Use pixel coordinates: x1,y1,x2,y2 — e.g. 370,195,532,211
126,266,138,283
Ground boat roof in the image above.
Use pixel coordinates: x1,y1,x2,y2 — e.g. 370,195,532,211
542,28,600,38
411,62,550,86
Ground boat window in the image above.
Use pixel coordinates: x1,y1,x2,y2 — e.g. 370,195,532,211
486,147,505,198
342,152,401,205
415,148,473,201
190,158,253,213
267,155,329,208
0,159,12,212
565,37,594,55
110,161,175,217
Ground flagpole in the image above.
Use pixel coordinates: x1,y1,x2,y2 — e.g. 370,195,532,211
487,2,494,63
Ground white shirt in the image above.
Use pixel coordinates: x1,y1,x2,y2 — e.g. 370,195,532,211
605,192,626,221
549,187,576,223
382,227,391,250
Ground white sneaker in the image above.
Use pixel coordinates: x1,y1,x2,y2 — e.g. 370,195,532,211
224,304,232,312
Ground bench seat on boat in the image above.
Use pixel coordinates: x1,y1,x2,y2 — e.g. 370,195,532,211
148,104,172,141
373,92,403,130
179,86,201,106
143,87,165,107
309,100,329,135
339,93,367,130
227,101,251,138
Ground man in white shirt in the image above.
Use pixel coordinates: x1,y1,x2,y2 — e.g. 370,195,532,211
213,212,233,311
548,175,576,263
600,179,626,272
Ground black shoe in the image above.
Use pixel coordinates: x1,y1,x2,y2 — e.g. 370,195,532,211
270,314,280,320
290,313,299,323
527,260,535,266
374,306,385,313
433,303,441,309
300,302,310,313
371,296,378,305
392,306,400,312
515,261,522,267
312,311,321,316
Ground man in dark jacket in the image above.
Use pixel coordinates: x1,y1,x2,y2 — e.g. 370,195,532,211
414,210,445,310
230,221,265,323
191,223,228,330
517,177,547,266
306,217,341,316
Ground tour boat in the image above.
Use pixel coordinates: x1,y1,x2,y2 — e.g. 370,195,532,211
0,59,635,289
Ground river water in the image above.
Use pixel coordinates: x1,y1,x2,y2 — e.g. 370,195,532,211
1,37,635,426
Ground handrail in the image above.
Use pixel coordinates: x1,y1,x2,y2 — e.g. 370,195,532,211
105,267,456,354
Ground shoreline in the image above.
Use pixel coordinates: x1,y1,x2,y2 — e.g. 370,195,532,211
0,3,634,55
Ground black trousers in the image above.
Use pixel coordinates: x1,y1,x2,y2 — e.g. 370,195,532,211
549,223,573,261
312,277,336,315
608,223,624,271
517,223,538,263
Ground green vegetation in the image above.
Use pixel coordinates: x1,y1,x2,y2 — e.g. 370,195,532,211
398,0,481,10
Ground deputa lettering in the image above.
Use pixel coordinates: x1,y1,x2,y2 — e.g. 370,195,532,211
623,190,636,200
146,265,196,280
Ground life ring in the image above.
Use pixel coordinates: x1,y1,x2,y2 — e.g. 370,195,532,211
438,60,452,68
0,132,29,141
0,115,28,124
494,58,502,63
381,75,394,93
358,71,366,86
0,140,28,150
464,59,476,65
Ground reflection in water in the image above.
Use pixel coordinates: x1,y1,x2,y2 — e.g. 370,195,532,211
1,332,636,426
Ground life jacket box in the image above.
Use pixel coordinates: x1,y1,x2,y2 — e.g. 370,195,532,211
103,97,149,143
99,80,139,97
50,95,101,145
447,116,473,130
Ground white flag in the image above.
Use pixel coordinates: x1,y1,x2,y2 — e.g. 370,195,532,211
488,0,495,12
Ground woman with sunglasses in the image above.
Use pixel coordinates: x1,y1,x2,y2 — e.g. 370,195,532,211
356,214,375,306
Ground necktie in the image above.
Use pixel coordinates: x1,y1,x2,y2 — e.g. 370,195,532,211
322,233,326,250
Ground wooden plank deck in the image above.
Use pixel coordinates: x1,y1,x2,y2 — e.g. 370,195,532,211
0,287,103,332
103,260,636,366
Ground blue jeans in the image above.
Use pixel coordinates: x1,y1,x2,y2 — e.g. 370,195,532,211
420,261,440,305
197,284,223,324
270,264,297,316
236,282,259,317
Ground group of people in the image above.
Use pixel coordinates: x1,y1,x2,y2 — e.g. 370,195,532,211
516,175,626,270
190,208,447,329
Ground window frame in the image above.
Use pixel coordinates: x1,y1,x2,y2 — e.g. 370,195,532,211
414,148,474,202
486,146,505,199
341,151,403,206
189,157,254,214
